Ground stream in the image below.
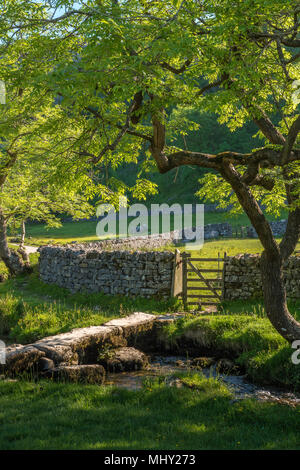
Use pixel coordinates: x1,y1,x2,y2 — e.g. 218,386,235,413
104,355,300,407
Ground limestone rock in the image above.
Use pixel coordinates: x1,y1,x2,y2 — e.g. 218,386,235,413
2,313,157,376
46,364,106,384
105,312,156,343
98,347,149,372
34,324,123,364
216,358,241,374
4,345,45,375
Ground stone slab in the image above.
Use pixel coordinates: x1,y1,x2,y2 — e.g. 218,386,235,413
45,364,106,384
98,347,149,372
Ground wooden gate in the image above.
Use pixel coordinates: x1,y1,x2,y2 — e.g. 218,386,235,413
181,252,226,310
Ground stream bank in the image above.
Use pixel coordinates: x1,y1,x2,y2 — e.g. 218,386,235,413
103,355,300,407
2,312,300,406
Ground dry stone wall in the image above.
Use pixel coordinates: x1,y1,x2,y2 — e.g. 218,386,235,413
84,231,180,251
63,223,233,250
247,220,288,238
38,245,175,299
224,254,300,300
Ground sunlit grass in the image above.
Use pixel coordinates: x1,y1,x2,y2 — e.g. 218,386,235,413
0,375,299,450
7,208,289,246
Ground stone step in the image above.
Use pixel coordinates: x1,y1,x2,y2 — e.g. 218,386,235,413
44,364,106,384
2,312,165,375
97,347,149,373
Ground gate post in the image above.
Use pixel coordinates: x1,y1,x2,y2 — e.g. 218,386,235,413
222,251,227,300
181,252,190,309
171,249,183,297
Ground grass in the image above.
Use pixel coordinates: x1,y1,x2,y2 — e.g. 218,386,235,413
0,252,181,345
0,233,300,450
0,374,299,450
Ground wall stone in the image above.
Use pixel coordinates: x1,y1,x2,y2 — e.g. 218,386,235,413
38,245,175,299
56,222,233,251
247,220,288,238
204,223,232,239
224,253,300,300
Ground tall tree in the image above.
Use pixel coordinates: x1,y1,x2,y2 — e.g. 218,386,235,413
0,1,98,273
1,0,299,341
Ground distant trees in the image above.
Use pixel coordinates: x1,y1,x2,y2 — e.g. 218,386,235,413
0,146,94,274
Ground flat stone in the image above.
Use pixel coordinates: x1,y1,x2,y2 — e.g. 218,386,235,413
37,357,55,372
45,364,106,384
34,324,124,364
2,312,178,375
105,312,156,339
155,313,186,325
4,345,45,375
98,347,149,372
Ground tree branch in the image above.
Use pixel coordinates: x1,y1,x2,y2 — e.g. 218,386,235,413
220,162,279,255
159,59,192,74
280,165,300,260
85,106,152,142
251,108,286,146
196,73,229,97
282,115,300,164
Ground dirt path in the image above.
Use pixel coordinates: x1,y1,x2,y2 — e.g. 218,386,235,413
11,244,39,254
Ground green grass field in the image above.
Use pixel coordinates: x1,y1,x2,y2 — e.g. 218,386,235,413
1,238,299,344
8,209,288,246
0,375,300,450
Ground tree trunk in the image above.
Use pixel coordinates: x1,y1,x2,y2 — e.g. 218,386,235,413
220,162,300,343
17,220,30,265
260,250,300,343
149,107,300,342
0,210,30,275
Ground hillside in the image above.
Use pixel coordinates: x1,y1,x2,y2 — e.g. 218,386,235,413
112,109,263,206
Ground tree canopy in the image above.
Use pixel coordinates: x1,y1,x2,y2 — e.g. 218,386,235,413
0,0,299,341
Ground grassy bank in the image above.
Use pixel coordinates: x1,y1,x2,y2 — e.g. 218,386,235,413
163,312,300,390
0,239,299,451
0,375,299,450
0,252,180,344
0,276,180,344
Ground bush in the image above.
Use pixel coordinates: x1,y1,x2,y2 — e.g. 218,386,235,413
0,295,26,336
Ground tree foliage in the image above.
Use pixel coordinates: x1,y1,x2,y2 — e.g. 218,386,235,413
0,0,299,341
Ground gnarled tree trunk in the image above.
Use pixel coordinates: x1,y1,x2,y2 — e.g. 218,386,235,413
220,162,300,343
17,220,30,265
260,249,300,343
0,209,30,275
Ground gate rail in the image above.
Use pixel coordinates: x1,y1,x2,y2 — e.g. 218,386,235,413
181,252,226,310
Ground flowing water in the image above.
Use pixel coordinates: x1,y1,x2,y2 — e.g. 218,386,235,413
104,355,300,406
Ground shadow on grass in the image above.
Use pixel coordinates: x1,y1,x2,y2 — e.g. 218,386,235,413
0,379,299,450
